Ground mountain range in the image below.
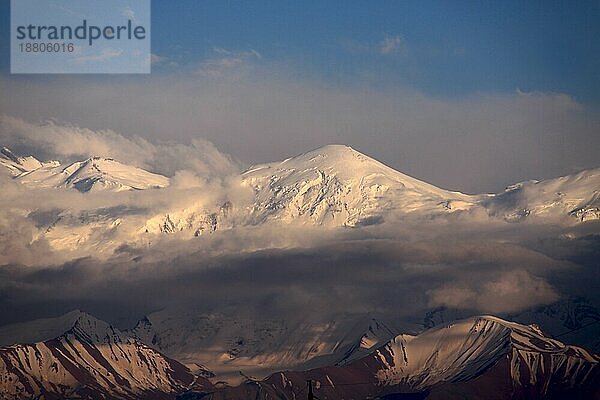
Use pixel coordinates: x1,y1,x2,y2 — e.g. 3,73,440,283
0,312,597,399
1,145,599,399
1,144,598,254
0,312,213,400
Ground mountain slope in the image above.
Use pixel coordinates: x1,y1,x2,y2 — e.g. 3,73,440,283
370,316,596,390
242,145,477,227
204,316,599,400
1,313,598,400
483,168,600,222
424,297,600,351
0,147,58,176
0,313,212,400
16,156,169,192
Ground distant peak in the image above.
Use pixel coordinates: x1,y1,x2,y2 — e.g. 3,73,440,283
69,310,114,334
303,144,361,157
317,144,356,152
72,310,103,326
66,311,125,344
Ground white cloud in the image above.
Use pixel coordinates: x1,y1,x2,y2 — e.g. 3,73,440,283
428,270,560,314
196,48,262,77
73,48,123,64
0,63,597,193
151,53,167,64
0,116,240,178
380,34,406,55
122,6,136,21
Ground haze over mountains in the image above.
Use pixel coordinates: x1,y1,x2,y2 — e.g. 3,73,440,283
1,138,599,399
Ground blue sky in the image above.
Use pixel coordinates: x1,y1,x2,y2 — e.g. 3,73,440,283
1,0,599,101
0,1,598,192
153,0,600,102
150,1,599,101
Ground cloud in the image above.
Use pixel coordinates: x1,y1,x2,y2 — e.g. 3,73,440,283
0,116,240,178
1,69,596,194
0,117,249,268
0,122,595,342
150,53,178,67
195,47,262,77
0,229,590,330
73,48,124,64
380,34,406,55
427,270,560,314
122,6,137,22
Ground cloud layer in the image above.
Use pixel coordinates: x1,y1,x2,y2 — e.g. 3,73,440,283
0,117,597,349
1,59,598,193
0,116,240,178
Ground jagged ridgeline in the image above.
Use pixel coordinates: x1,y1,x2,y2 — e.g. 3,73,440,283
0,313,598,399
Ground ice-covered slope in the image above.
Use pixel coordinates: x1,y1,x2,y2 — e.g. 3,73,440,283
16,156,169,192
0,312,212,400
0,147,58,175
207,316,599,400
370,315,597,389
242,145,477,227
142,201,233,236
483,168,600,222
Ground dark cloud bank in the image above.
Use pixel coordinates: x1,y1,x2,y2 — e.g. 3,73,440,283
1,220,598,340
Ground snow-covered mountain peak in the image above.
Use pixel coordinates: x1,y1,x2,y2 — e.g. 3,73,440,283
65,310,128,344
1,147,170,192
484,168,600,222
247,144,433,188
61,156,170,191
0,146,52,175
375,315,598,390
249,314,599,400
242,145,476,226
13,153,170,192
277,144,367,169
0,312,209,399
